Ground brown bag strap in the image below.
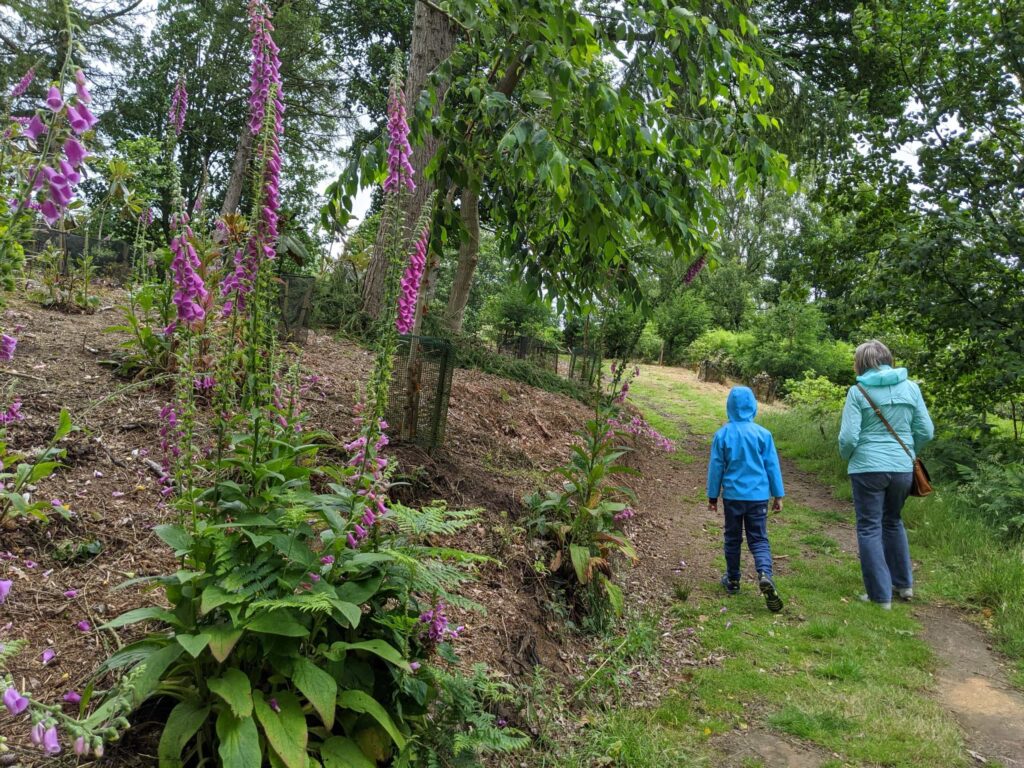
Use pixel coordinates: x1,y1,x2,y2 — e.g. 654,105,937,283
855,384,915,460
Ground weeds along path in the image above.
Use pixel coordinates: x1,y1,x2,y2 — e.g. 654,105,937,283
626,364,1024,768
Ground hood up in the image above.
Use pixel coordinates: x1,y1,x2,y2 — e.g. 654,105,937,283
726,386,758,423
856,365,908,387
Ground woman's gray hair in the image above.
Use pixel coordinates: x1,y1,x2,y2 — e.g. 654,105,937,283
854,340,894,375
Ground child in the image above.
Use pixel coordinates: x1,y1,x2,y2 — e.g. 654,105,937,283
707,386,785,612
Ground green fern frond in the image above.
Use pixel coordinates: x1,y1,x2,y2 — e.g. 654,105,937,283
387,502,480,538
248,592,336,614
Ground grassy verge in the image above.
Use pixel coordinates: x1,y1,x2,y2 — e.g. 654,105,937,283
763,407,1024,688
520,364,984,766
661,498,966,767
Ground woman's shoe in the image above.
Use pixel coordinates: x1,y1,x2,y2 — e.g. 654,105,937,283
859,593,892,610
896,587,913,601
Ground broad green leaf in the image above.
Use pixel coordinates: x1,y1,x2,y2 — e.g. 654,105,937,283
603,576,624,617
569,544,592,585
176,633,211,659
158,699,210,767
336,690,406,749
207,624,244,663
201,584,246,615
326,640,410,672
154,524,193,555
28,461,60,483
253,690,308,768
247,610,309,637
293,657,337,729
216,710,261,768
101,606,180,630
329,599,362,629
132,643,185,705
208,668,253,718
321,737,374,768
54,408,74,441
334,576,381,605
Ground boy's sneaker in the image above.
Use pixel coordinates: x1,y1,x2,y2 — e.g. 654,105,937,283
759,572,784,613
720,574,740,595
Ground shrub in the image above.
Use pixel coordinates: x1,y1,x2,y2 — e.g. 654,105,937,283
527,366,671,630
956,461,1024,541
479,285,559,346
635,321,663,363
785,372,846,427
685,328,750,372
655,292,712,362
737,301,853,385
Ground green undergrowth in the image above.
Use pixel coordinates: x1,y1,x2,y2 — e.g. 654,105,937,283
663,498,966,767
529,364,1016,767
766,408,1024,688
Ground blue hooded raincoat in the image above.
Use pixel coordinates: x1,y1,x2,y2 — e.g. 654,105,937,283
707,387,785,501
838,365,934,474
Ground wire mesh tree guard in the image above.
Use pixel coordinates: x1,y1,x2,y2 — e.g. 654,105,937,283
278,272,315,344
496,333,561,374
568,344,602,387
384,334,454,450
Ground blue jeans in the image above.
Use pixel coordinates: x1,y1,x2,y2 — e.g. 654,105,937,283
850,472,913,603
723,499,773,580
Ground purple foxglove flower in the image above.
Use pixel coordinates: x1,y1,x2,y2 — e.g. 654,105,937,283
308,572,320,582
23,559,37,569
63,690,82,704
409,661,421,671
3,686,29,715
31,722,45,746
0,579,11,603
43,724,61,754
383,60,415,194
168,77,188,135
64,137,88,168
0,334,17,362
63,589,77,598
45,86,63,111
68,102,97,134
41,648,56,664
346,533,358,549
76,620,91,632
320,555,334,565
40,199,61,225
74,69,91,104
268,698,280,713
11,67,35,98
684,255,706,285
24,114,46,141
396,227,429,334
74,736,88,755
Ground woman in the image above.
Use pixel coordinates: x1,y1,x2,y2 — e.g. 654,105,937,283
838,340,934,609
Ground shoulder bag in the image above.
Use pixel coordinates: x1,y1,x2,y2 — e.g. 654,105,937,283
856,384,932,497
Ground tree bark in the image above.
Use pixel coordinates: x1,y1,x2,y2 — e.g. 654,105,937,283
221,126,253,216
360,0,458,319
443,187,479,332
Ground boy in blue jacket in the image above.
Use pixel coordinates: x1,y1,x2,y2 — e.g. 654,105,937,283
707,386,785,612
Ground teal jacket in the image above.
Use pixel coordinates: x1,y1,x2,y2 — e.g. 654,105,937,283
838,366,934,474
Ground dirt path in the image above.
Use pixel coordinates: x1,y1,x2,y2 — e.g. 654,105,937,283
629,365,1024,767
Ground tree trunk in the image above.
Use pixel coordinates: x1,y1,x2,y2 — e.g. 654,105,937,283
360,0,458,319
443,187,480,332
221,126,253,216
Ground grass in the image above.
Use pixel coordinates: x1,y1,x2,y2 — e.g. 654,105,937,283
656,497,966,767
767,407,1024,688
523,364,997,766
